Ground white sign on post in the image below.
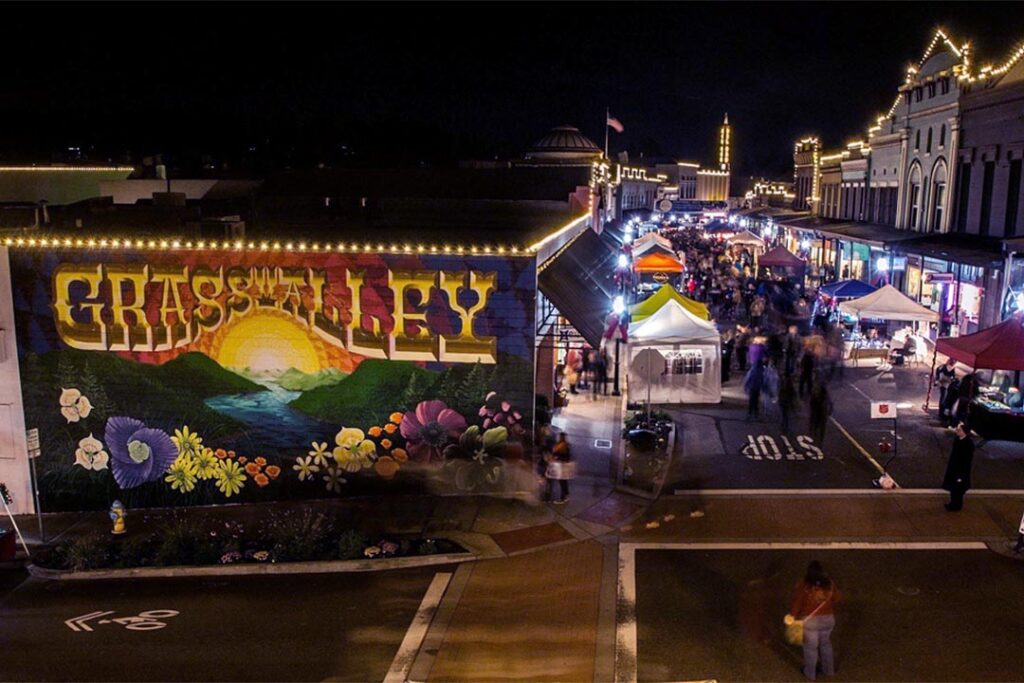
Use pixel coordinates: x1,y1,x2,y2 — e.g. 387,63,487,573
870,401,898,419
26,428,40,453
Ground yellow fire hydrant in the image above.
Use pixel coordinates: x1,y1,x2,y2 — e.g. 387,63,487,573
109,500,126,535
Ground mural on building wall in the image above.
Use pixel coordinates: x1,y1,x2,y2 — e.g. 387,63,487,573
9,248,537,511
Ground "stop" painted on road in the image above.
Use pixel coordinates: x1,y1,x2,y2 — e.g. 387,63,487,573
742,434,823,461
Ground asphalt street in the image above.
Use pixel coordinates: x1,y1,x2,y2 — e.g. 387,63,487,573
0,565,449,682
669,366,1024,490
634,547,1024,682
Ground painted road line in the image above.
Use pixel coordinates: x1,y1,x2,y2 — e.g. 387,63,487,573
674,488,1024,496
383,572,452,683
615,541,988,683
829,415,896,483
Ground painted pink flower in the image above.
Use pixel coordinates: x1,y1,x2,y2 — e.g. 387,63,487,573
400,400,467,463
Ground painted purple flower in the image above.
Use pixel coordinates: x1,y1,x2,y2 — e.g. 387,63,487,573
104,417,178,489
400,400,467,463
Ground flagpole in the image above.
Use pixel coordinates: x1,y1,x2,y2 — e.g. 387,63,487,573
604,106,610,160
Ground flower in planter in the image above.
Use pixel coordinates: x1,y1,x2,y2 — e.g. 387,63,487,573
59,388,93,423
215,459,247,498
363,545,382,558
400,400,467,462
380,540,399,556
251,550,271,562
74,434,109,471
171,426,203,459
292,456,320,482
193,448,219,480
220,551,242,564
165,456,198,493
105,417,178,489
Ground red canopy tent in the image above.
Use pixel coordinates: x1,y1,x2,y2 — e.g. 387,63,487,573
924,315,1024,411
935,315,1024,370
757,246,805,268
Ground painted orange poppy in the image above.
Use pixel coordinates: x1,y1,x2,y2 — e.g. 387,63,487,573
389,412,404,424
391,448,408,463
245,463,261,476
368,426,383,437
255,456,267,466
215,448,228,460
383,423,398,434
265,465,281,480
254,473,270,487
380,438,392,450
238,456,248,464
374,456,400,479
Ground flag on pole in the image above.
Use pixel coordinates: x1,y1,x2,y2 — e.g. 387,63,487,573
606,115,624,133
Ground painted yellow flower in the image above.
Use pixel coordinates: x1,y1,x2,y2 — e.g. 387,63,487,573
215,459,247,498
193,447,219,480
172,426,203,458
308,441,330,467
165,455,198,493
333,428,376,473
292,455,320,482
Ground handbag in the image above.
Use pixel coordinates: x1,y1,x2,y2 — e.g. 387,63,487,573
784,588,832,646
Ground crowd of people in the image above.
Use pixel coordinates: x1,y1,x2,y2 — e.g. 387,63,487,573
664,227,846,439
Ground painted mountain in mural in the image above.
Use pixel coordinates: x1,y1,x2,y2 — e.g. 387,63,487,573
276,367,348,392
289,360,438,428
155,352,265,397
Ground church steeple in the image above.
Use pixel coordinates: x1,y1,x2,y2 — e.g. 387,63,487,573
718,113,731,172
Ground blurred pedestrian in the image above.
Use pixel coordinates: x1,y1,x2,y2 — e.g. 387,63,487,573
808,382,833,444
778,372,798,433
799,344,816,399
935,358,956,422
545,433,574,504
942,422,974,511
786,561,841,681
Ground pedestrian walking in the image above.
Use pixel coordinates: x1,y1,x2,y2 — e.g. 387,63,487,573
736,326,750,372
721,329,735,382
592,350,608,398
545,433,574,504
935,357,956,422
799,345,815,399
954,370,979,428
808,382,833,444
786,561,841,681
778,372,798,433
942,422,974,511
744,357,766,420
750,294,765,328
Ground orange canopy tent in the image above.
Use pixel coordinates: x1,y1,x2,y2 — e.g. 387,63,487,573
633,251,684,273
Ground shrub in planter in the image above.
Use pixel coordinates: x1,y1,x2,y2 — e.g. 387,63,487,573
263,508,335,562
337,529,369,561
65,534,114,571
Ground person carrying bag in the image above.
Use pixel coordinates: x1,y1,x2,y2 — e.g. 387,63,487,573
545,433,575,504
786,561,840,681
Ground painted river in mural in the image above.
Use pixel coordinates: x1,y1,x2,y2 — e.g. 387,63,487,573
205,381,335,451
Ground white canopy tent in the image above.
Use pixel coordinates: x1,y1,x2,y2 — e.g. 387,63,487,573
627,299,722,404
838,284,939,322
633,232,673,250
726,230,766,249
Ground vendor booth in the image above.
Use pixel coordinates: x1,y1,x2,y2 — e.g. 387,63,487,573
627,299,722,404
634,251,684,292
931,316,1024,441
727,230,766,251
630,284,710,321
633,236,680,261
837,285,937,365
757,246,806,283
819,279,877,300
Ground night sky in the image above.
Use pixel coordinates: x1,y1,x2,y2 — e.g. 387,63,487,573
0,4,1017,177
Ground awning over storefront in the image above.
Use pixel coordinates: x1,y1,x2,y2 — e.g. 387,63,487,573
538,226,621,347
893,233,1005,270
779,217,921,247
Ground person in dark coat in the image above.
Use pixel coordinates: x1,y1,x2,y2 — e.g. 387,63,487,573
942,375,961,426
935,358,957,422
954,371,979,427
808,382,833,444
942,422,975,511
778,372,798,433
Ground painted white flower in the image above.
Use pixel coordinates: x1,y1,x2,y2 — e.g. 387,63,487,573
323,465,347,493
74,433,109,471
59,388,93,423
292,455,320,482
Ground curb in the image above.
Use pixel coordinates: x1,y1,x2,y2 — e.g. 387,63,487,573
26,552,474,581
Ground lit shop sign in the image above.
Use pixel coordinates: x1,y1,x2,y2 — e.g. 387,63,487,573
925,272,955,284
51,263,498,362
875,256,907,272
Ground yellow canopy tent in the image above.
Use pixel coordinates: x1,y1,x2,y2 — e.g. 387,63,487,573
630,284,710,322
